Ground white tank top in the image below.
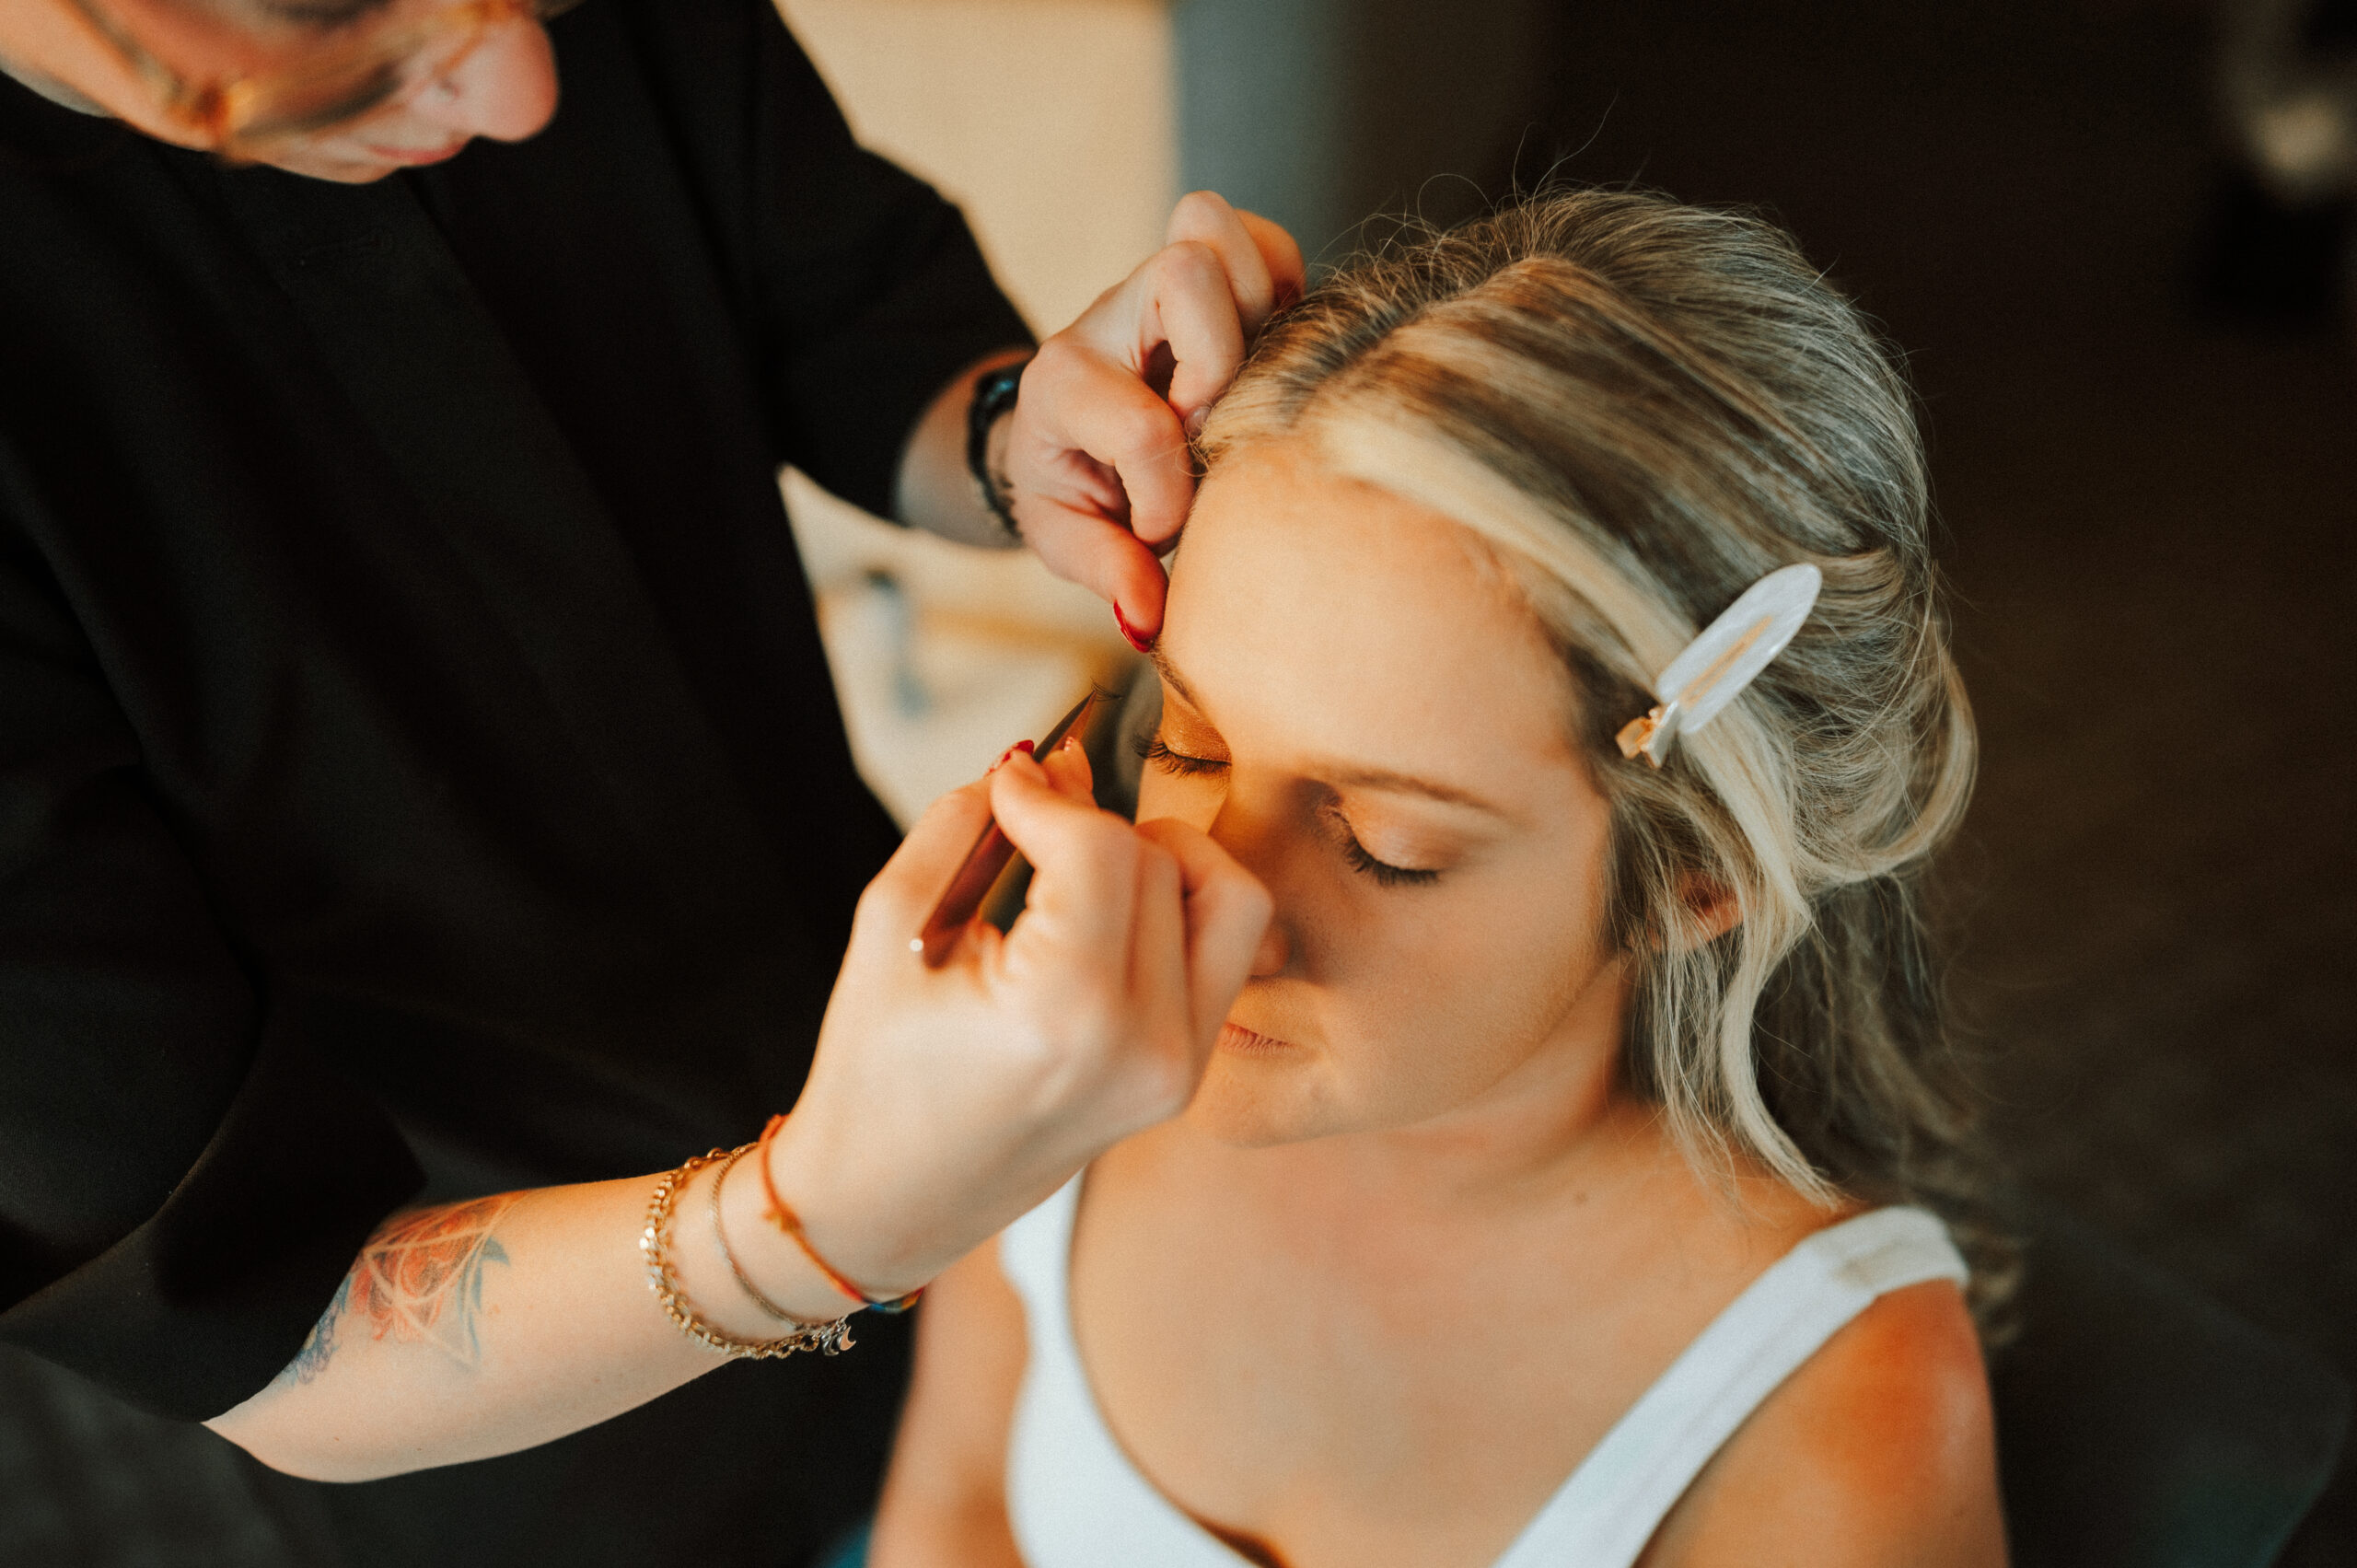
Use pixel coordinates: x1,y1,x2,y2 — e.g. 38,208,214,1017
1000,1175,1967,1568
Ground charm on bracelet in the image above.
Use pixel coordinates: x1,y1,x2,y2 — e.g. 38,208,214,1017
641,1149,853,1359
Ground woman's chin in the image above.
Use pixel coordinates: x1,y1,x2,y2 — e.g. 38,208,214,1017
1184,1040,1341,1147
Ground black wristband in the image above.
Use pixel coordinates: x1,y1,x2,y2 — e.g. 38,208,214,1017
966,357,1030,540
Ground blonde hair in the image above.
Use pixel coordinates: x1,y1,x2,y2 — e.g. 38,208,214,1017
1200,189,2007,1313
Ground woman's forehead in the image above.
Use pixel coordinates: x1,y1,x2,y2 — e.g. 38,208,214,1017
1183,444,1540,645
1169,447,1579,780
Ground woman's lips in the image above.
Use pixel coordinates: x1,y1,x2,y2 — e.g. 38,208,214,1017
1217,1022,1297,1054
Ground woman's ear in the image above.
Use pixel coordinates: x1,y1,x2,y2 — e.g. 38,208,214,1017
1672,872,1743,948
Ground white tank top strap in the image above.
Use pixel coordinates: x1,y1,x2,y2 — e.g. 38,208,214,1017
998,1182,1968,1568
1000,1175,1252,1567
1492,1205,1968,1568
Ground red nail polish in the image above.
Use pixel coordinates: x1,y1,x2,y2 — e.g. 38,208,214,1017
1113,602,1155,653
990,739,1035,772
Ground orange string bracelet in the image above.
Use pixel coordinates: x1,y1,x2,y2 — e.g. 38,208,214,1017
754,1114,923,1314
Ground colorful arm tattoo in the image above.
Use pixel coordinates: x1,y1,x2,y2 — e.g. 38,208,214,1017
277,1195,519,1386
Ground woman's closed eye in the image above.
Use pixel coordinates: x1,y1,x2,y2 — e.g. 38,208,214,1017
1322,804,1443,889
1138,734,1227,778
1140,730,1445,888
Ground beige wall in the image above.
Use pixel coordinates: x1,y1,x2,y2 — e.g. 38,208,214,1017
773,0,1178,822
776,0,1176,331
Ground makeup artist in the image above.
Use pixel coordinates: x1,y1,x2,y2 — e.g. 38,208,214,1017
0,0,1294,1562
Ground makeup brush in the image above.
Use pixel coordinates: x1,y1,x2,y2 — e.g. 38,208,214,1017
912,688,1103,967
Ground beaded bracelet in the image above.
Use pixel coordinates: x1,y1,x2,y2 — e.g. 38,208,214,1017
757,1114,923,1314
641,1149,853,1360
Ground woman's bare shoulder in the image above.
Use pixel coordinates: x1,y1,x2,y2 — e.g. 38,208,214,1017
1639,1277,2008,1568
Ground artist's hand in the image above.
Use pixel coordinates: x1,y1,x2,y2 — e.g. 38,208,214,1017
1002,192,1306,648
772,738,1271,1296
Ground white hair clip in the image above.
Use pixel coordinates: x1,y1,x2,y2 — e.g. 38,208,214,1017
1615,563,1822,767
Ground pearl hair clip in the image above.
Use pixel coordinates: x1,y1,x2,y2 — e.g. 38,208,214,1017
1615,563,1822,767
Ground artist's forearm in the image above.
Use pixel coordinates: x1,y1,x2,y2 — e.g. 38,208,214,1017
203,1178,695,1481
206,1162,849,1482
893,349,1031,548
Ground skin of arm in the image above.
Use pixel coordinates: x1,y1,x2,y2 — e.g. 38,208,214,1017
894,348,1036,550
204,1160,853,1482
1637,1280,2008,1568
867,1238,1030,1568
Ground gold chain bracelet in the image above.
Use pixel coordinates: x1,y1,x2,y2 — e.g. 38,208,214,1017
641,1148,853,1360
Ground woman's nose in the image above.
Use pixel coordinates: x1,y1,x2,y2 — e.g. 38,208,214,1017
1204,794,1295,978
1247,913,1291,979
414,17,560,143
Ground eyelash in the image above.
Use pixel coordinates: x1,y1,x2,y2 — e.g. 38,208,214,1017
1138,734,1442,889
1332,817,1442,888
1136,735,1226,778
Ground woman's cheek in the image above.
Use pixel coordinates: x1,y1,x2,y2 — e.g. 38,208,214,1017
1327,891,1502,1081
1134,772,1223,833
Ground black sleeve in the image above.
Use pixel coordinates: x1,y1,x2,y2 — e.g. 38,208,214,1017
621,0,1036,520
0,486,422,1423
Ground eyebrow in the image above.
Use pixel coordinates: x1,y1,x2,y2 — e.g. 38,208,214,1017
1323,764,1506,813
1148,645,1200,709
1149,647,1510,816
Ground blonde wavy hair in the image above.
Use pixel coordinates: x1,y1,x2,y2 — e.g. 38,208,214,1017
1198,189,2007,1316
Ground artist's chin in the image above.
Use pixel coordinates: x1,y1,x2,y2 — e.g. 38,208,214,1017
264,149,408,183
271,139,470,183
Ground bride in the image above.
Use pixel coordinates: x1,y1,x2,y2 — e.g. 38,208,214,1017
868,188,2008,1568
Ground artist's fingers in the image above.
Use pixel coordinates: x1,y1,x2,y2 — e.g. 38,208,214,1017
1123,239,1247,485
1017,505,1169,645
1164,192,1279,336
1164,192,1306,335
1014,337,1195,567
851,775,995,945
987,754,1138,976
1124,837,1198,1111
1134,818,1273,1051
1033,235,1238,540
1236,208,1307,312
1039,727,1097,805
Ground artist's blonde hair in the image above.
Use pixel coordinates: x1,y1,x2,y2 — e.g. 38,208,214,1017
1200,189,2003,1307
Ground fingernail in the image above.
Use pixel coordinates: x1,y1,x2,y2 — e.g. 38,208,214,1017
990,739,1037,772
1113,602,1155,653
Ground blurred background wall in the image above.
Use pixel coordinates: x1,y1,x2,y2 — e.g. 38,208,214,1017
1173,0,1554,262
1500,10,2352,1560
771,0,1170,822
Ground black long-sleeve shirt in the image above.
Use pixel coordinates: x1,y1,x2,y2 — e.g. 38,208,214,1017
0,2,1028,1561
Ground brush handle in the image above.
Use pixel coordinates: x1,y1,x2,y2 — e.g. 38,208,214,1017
913,690,1100,968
